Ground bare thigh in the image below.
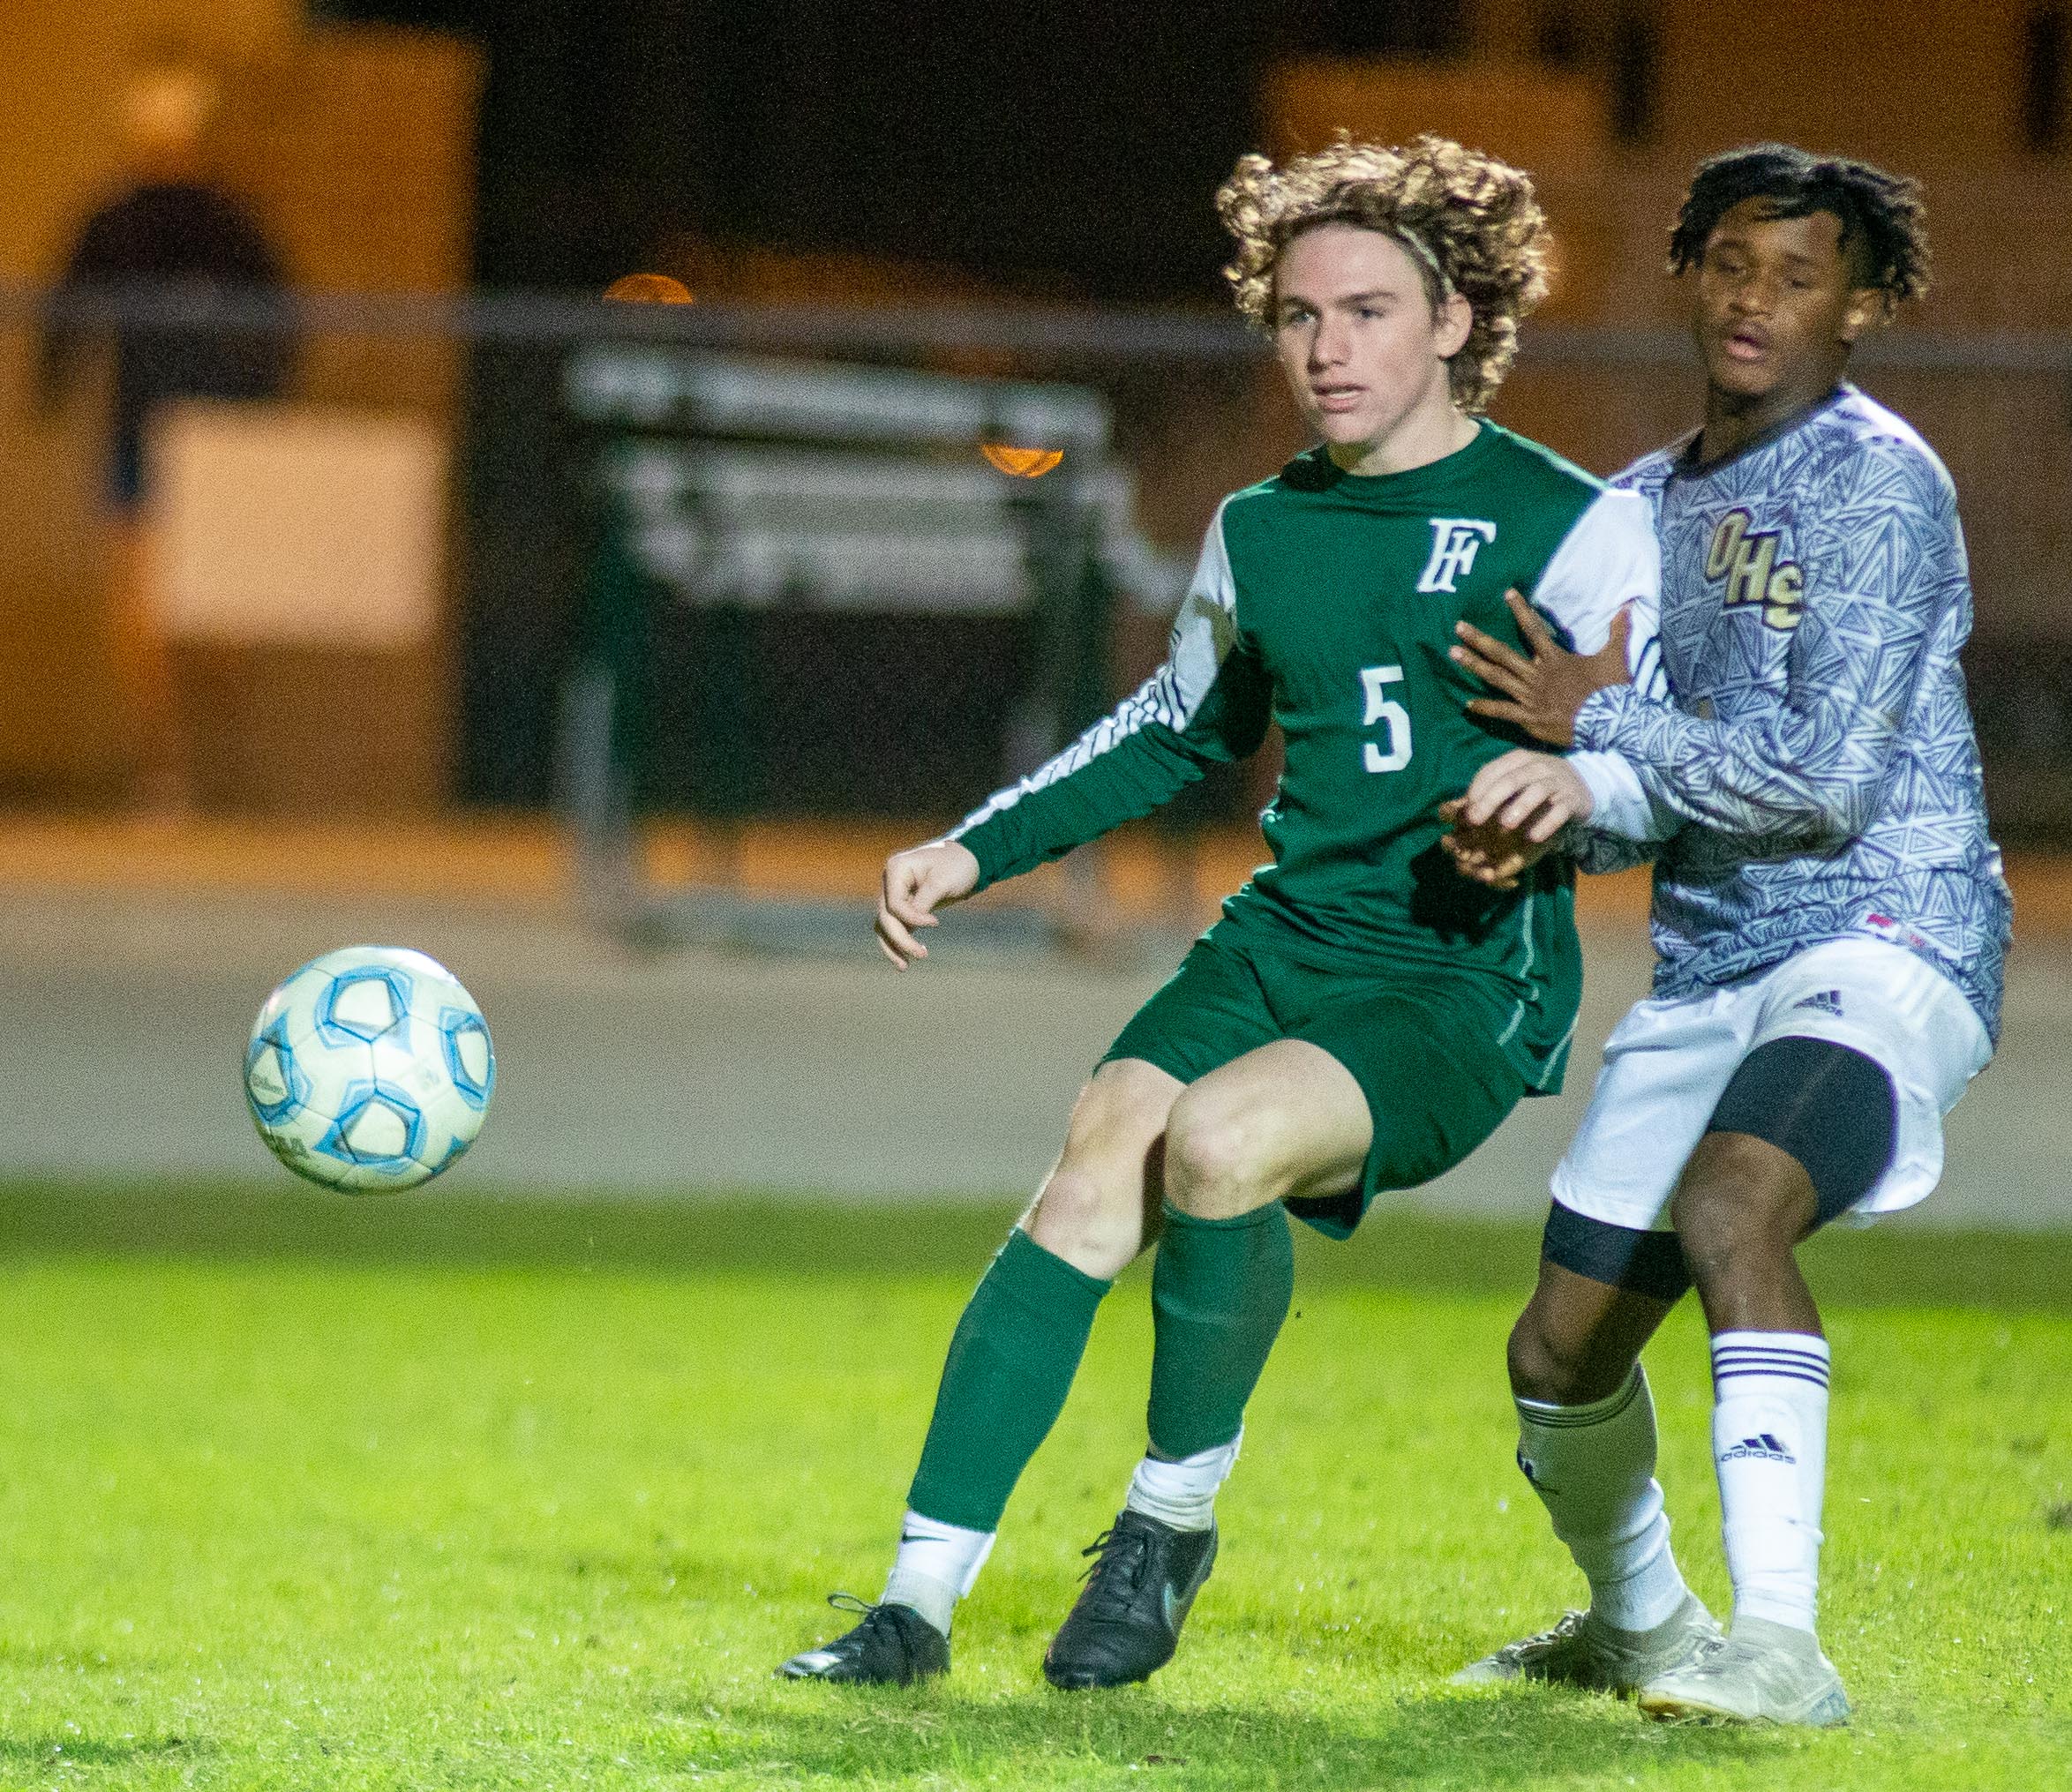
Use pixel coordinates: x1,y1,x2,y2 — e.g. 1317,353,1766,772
1163,1038,1373,1220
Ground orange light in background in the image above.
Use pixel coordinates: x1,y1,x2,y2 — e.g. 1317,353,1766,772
980,445,1064,477
603,273,695,304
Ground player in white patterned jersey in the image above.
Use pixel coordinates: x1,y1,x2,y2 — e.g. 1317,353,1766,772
1439,146,2009,1727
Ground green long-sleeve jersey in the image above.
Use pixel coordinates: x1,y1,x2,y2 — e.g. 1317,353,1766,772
951,423,1660,1091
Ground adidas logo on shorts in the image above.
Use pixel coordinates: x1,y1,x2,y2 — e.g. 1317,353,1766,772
1719,1432,1797,1464
1791,989,1845,1017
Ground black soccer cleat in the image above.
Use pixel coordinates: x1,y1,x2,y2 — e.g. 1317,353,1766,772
1042,1510,1218,1690
777,1593,950,1686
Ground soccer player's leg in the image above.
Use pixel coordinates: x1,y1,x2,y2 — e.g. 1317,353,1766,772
1636,1038,1897,1728
1455,1248,1721,1691
1457,993,1731,1693
1639,941,1989,1728
1042,1034,1370,1690
1043,974,1529,1690
781,936,1275,1684
777,1059,1178,1684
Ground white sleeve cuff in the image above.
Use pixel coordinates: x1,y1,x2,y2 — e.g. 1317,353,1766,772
1566,749,1662,843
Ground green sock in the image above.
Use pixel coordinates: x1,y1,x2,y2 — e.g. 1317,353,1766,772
1145,1201,1295,1460
906,1228,1112,1533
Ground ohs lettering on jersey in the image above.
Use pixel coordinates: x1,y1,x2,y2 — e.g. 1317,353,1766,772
1595,386,2008,1036
1705,507,1805,631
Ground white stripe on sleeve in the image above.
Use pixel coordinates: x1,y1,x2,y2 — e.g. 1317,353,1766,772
1532,487,1668,701
946,499,1241,841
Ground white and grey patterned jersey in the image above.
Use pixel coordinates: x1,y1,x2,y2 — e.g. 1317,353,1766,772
1570,385,2012,1039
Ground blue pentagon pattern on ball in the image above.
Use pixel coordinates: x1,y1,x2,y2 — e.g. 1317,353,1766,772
244,1012,310,1128
438,1006,496,1111
243,946,495,1194
315,1077,428,1173
315,963,412,1046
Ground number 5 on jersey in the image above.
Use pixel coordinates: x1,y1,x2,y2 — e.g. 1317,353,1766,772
1362,664,1412,773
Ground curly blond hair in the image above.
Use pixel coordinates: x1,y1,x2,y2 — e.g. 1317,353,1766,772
1218,134,1550,414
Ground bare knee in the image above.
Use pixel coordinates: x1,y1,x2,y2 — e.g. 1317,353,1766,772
1670,1132,1813,1276
1506,1262,1668,1406
1507,1307,1580,1405
1506,1305,1633,1406
1026,1165,1149,1277
1163,1089,1277,1218
1025,1061,1177,1276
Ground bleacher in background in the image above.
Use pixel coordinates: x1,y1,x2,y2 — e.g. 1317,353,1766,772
555,345,1183,944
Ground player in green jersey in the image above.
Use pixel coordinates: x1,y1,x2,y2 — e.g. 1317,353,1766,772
778,135,1660,1691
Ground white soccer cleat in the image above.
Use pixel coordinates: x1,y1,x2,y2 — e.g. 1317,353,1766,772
1452,1592,1721,1694
1637,1615,1851,1727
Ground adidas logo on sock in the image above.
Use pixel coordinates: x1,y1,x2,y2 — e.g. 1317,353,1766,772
1720,1432,1797,1464
1791,989,1845,1017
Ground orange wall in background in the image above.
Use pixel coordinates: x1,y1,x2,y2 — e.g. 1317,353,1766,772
1468,0,2059,169
0,3,300,801
0,1,300,283
0,6,482,806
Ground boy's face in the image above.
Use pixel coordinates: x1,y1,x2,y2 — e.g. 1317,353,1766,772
1272,224,1471,456
1692,197,1883,404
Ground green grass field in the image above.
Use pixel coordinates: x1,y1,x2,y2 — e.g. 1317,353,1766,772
1,1185,2066,1790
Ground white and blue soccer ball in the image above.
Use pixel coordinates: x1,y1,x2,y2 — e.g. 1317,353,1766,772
244,946,496,1193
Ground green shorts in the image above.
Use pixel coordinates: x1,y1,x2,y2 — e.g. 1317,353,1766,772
1101,924,1529,1239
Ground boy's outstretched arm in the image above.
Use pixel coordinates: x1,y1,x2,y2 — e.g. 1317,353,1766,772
875,503,1271,965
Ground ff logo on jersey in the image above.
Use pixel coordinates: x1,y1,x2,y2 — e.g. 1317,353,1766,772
1707,507,1805,631
1416,518,1498,594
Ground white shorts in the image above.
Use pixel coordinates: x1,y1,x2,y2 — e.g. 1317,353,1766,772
1551,938,1993,1233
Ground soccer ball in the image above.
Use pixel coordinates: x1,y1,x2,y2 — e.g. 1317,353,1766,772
244,946,496,1193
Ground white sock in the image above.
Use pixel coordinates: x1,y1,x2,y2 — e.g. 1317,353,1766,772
1710,1331,1830,1633
880,1509,995,1637
1515,1366,1690,1633
1124,1432,1242,1532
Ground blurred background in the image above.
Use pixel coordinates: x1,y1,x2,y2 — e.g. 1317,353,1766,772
0,0,2064,1217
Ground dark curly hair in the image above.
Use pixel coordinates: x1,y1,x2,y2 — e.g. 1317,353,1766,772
1668,144,1931,305
1218,133,1550,414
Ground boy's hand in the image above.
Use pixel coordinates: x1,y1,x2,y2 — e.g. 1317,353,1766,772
1439,802,1544,889
1451,591,1633,747
1438,750,1595,889
876,841,980,969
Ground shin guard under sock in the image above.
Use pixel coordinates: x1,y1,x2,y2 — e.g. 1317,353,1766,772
906,1228,1111,1534
1145,1202,1294,1461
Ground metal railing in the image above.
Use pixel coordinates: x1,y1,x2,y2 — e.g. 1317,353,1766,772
3,282,2065,858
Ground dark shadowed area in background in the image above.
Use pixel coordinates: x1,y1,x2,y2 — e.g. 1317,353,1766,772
316,2,1478,297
